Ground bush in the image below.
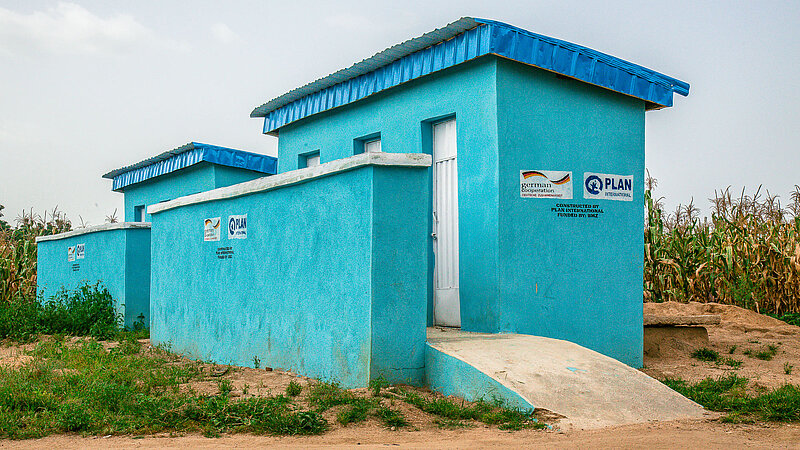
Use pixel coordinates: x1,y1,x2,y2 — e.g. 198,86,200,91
691,347,720,362
0,283,120,341
663,374,800,422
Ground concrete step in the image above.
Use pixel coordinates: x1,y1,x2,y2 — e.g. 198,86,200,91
425,327,711,430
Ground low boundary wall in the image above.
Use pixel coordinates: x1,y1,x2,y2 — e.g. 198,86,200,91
148,152,431,388
36,222,151,328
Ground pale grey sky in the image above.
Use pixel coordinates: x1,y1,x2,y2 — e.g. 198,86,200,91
1,1,798,225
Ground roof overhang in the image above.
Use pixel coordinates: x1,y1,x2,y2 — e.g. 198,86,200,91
103,142,277,191
250,17,689,134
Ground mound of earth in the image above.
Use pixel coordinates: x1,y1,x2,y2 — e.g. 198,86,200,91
642,301,800,390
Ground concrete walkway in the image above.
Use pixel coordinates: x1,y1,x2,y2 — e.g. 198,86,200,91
426,328,711,430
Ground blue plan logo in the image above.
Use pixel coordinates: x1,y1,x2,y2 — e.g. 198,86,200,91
585,175,603,195
583,172,634,202
228,214,247,240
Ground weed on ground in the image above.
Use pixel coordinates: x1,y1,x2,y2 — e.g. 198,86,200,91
0,338,326,439
663,374,800,423
692,347,720,362
0,283,140,343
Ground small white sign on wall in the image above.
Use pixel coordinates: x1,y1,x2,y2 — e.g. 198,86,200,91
76,243,85,259
204,217,221,242
67,246,75,262
583,172,634,201
520,170,573,199
228,214,247,239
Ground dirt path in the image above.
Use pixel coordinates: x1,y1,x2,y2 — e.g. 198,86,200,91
5,420,800,449
3,301,800,448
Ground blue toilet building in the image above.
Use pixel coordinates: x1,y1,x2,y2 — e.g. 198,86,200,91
38,18,689,395
36,142,276,328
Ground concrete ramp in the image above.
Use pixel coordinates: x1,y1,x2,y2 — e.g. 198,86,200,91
425,328,710,430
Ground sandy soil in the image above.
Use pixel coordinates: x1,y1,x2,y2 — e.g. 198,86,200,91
642,301,800,390
5,420,800,449
3,302,800,448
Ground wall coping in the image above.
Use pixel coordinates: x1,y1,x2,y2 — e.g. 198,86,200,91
35,222,151,242
148,152,432,215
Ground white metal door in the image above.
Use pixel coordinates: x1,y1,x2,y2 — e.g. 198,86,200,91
432,119,460,327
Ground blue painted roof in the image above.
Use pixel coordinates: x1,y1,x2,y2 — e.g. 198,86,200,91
251,17,689,134
102,142,277,191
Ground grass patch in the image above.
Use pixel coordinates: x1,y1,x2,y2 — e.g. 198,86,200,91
785,363,793,375
721,357,743,368
691,347,720,362
663,374,800,422
745,344,779,361
396,389,544,430
336,398,375,426
0,284,135,342
309,383,406,428
375,405,408,428
286,380,302,397
0,338,327,439
767,312,800,327
434,418,473,429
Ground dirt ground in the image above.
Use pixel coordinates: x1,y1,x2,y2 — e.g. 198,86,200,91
642,301,800,390
3,301,800,448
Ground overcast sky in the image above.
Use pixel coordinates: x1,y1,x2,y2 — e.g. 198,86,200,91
1,1,798,226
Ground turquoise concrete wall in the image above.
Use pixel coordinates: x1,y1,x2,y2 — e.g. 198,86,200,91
487,58,645,367
213,165,270,189
120,163,268,222
149,164,429,388
36,226,151,328
276,56,500,326
370,167,429,383
425,345,533,411
270,55,644,366
121,164,215,223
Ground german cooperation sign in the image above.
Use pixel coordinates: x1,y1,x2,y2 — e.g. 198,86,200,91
583,172,633,201
204,217,221,242
520,170,573,199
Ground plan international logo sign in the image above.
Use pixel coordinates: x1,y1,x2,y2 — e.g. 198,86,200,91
583,173,634,201
228,215,247,240
520,170,573,199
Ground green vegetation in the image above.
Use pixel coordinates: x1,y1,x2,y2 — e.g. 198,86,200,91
729,345,738,354
0,206,72,304
369,375,389,396
286,380,302,397
691,347,720,362
307,382,401,428
785,362,794,375
0,283,123,342
722,357,743,368
644,176,800,316
395,388,544,431
663,374,800,423
374,405,408,428
744,344,779,361
767,312,800,327
0,338,327,439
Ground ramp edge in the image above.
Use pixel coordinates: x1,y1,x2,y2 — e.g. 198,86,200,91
424,344,534,411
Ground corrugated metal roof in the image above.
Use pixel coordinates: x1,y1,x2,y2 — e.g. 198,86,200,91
250,17,689,133
102,142,277,191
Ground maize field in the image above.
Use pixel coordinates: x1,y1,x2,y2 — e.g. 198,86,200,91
0,205,71,304
645,174,800,315
2,183,800,317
